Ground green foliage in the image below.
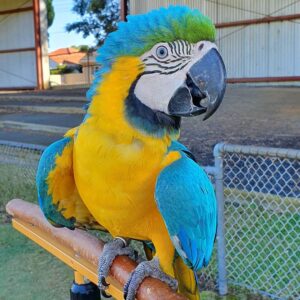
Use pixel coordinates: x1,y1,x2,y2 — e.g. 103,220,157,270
71,45,96,52
45,0,55,28
50,64,82,75
66,0,120,46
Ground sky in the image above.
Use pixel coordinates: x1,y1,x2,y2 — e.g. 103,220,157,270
48,0,96,52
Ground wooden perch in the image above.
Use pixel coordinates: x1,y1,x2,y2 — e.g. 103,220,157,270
6,199,187,300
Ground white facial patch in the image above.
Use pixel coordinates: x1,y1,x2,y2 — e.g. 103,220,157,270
134,40,217,114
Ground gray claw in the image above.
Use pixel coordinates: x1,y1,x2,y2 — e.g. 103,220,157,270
101,276,110,287
123,257,178,300
98,238,136,291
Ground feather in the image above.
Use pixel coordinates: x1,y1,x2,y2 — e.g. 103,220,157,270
86,6,216,102
155,142,217,270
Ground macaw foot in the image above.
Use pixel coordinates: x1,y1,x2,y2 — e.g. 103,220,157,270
124,257,178,300
98,237,137,298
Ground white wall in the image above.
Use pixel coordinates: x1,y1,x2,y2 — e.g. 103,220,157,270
0,52,37,88
0,1,35,88
0,0,49,89
49,74,62,86
0,11,35,50
0,3,37,88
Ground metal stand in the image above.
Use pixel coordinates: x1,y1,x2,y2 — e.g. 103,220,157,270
70,272,101,300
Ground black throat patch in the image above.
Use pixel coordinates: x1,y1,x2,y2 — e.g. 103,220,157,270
125,77,181,137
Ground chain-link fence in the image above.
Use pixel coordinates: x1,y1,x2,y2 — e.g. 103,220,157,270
201,144,300,300
1,140,299,299
0,141,44,223
222,145,299,300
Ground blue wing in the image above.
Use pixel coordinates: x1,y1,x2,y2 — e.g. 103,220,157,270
155,142,217,271
36,136,102,230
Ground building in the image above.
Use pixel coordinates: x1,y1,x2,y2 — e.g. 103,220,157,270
0,0,49,90
49,48,97,87
80,51,98,85
126,0,300,85
49,48,98,87
49,47,87,71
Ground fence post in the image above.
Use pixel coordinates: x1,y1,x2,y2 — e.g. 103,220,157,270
213,143,228,295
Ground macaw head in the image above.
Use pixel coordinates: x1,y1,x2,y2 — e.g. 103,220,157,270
87,6,226,136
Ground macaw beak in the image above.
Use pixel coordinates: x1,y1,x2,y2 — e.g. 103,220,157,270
168,48,226,120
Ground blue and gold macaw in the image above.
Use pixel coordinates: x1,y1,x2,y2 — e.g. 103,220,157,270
37,6,226,300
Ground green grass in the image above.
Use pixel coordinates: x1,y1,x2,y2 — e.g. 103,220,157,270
0,224,73,300
201,189,300,299
0,164,37,223
224,202,300,299
0,163,74,300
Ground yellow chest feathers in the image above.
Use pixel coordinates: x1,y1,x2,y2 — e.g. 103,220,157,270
73,57,179,210
71,56,182,237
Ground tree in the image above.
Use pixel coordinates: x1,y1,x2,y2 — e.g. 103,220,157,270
71,45,96,52
66,0,120,46
46,0,55,28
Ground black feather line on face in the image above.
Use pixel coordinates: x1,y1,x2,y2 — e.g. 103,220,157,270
144,62,184,70
173,42,181,57
179,40,186,54
142,60,191,76
168,42,175,55
144,55,191,65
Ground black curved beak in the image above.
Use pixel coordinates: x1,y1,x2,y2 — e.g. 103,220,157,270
168,48,226,120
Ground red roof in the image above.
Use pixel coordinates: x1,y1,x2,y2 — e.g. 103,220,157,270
49,48,87,65
49,47,80,56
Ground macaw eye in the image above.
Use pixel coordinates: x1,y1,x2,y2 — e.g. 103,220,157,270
156,46,168,59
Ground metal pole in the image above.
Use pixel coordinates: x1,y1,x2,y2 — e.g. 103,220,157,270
70,271,100,300
214,143,228,295
120,0,128,21
87,51,90,85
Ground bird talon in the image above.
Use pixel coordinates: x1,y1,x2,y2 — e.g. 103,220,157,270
101,276,110,287
123,257,178,300
98,238,136,295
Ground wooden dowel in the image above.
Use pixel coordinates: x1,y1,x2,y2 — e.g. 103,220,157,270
6,199,186,300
